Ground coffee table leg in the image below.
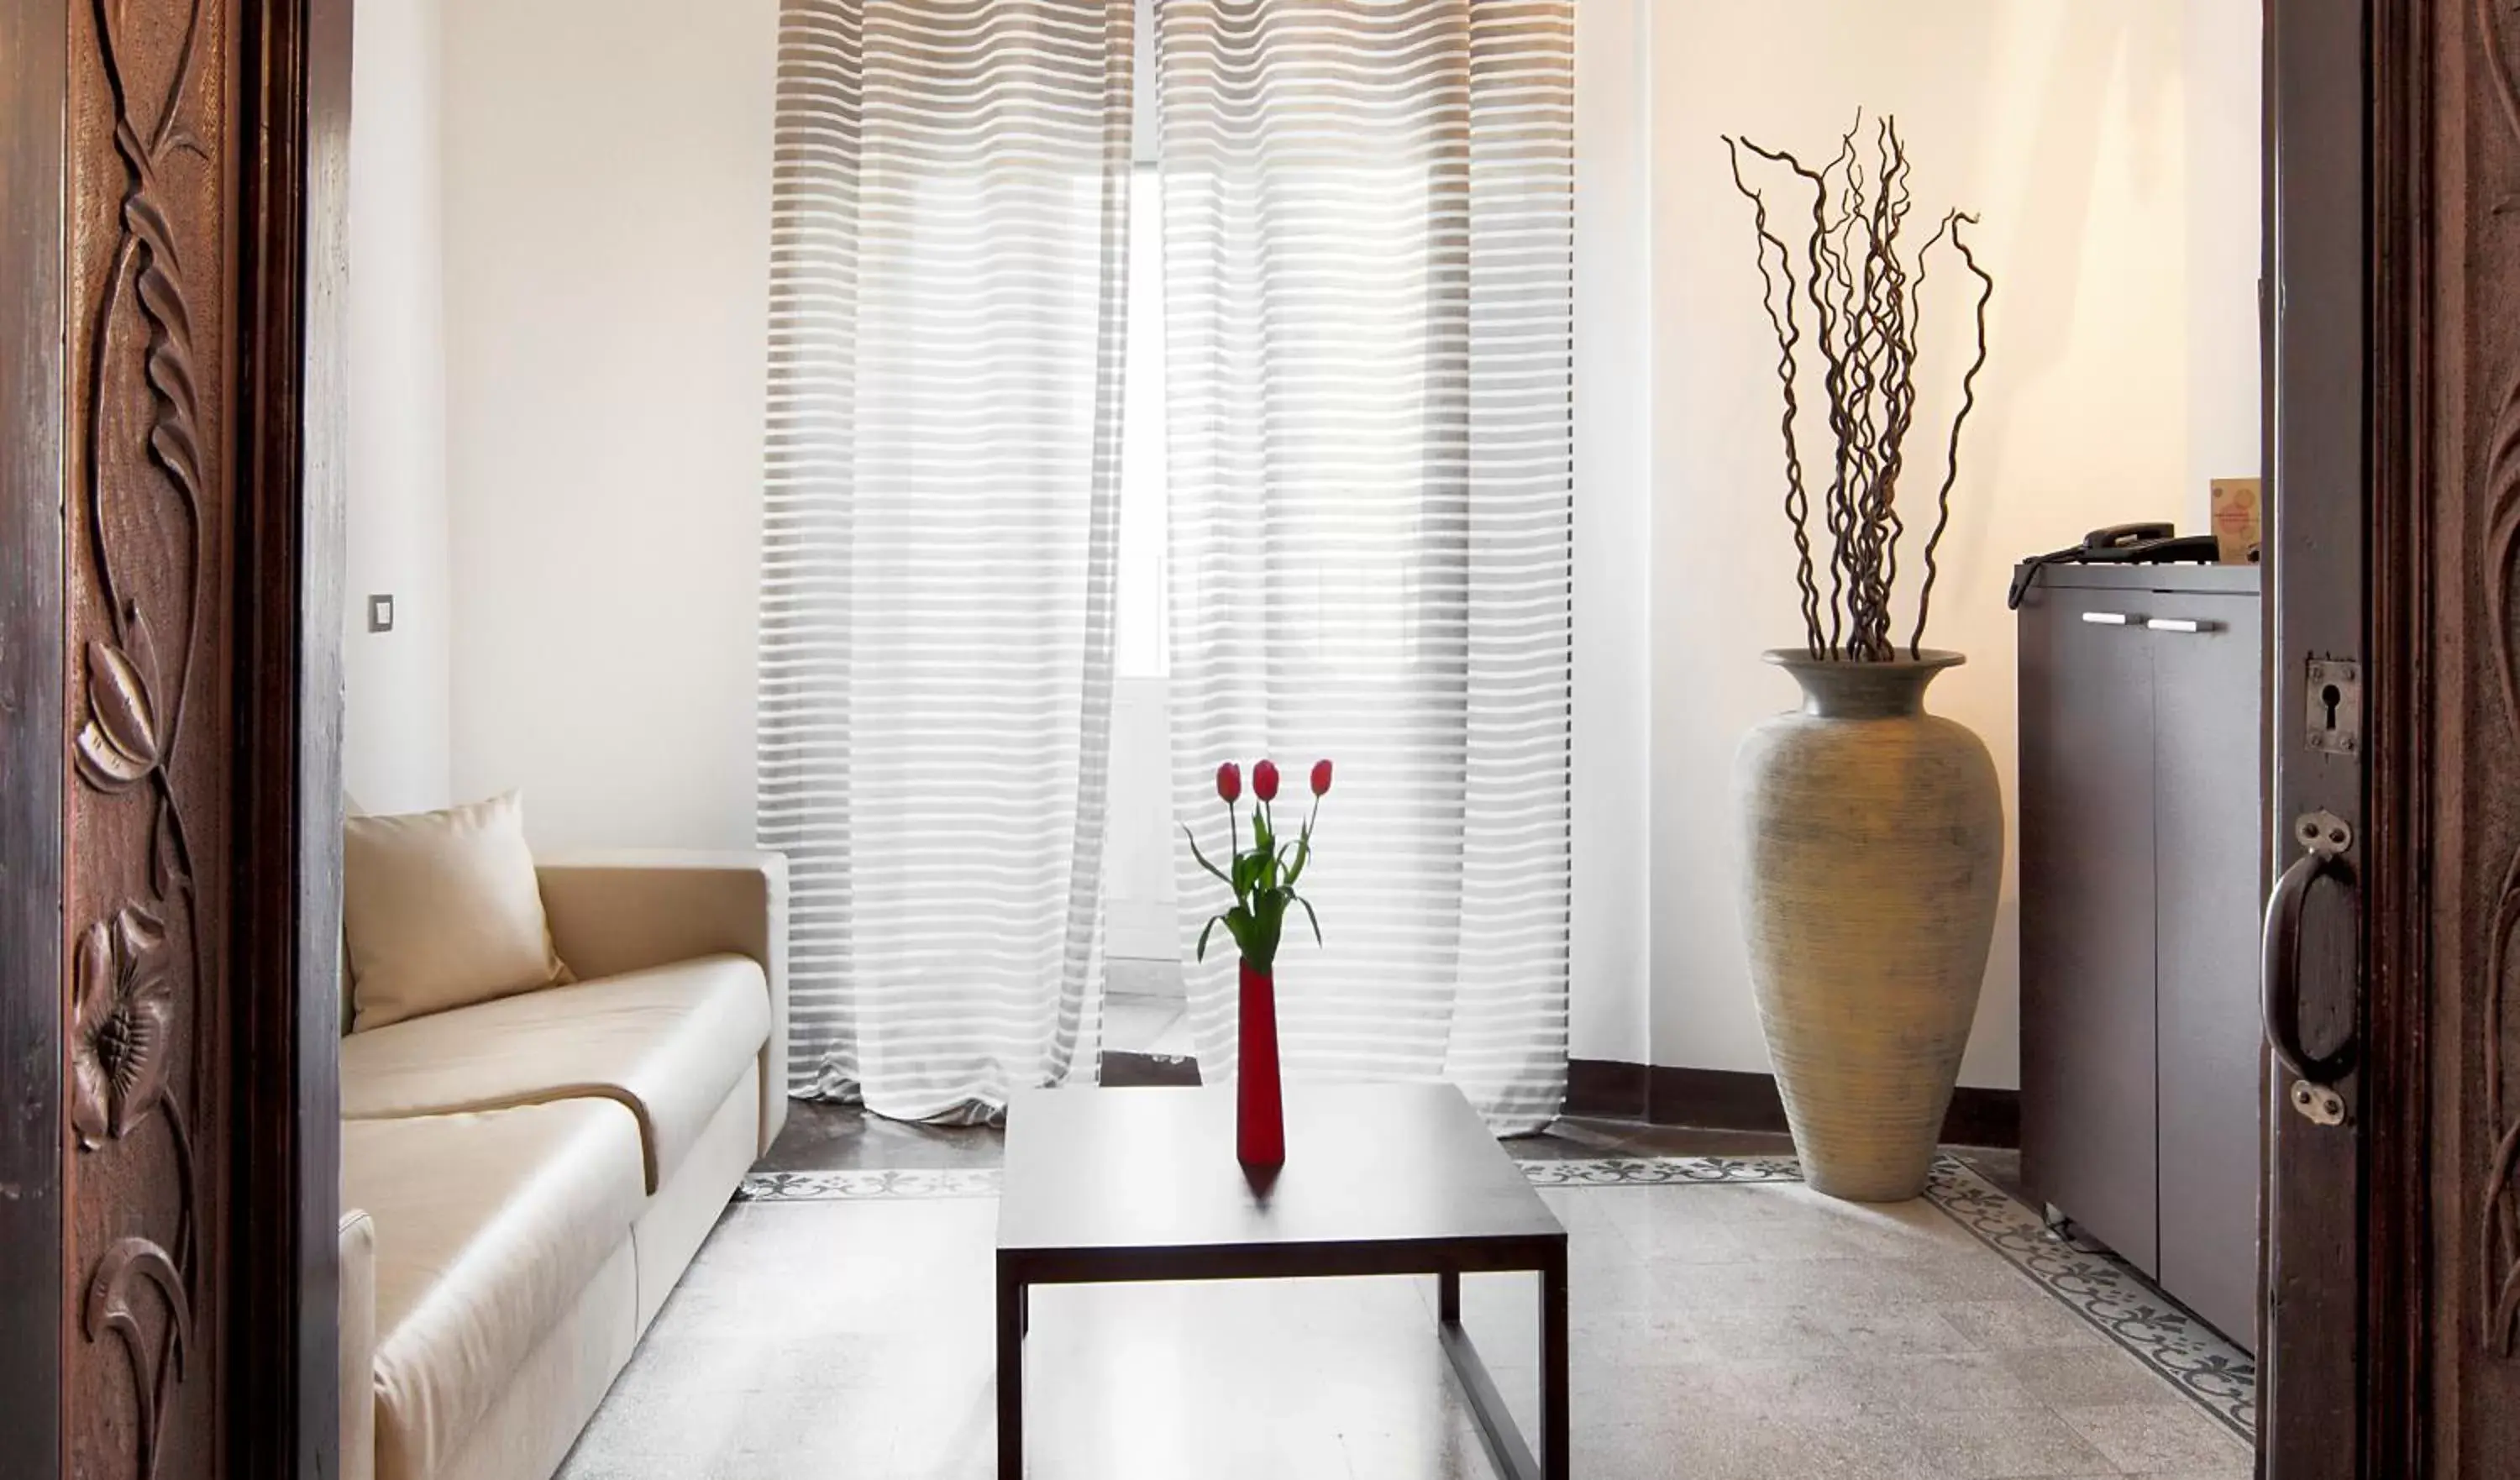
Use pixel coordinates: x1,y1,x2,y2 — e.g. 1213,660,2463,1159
1438,1270,1541,1480
996,1257,1025,1478
1540,1252,1568,1480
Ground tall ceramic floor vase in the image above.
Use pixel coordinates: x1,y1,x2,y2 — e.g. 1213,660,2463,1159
1735,649,2003,1201
1237,958,1286,1167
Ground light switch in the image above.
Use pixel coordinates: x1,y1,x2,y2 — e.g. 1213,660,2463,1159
367,594,395,633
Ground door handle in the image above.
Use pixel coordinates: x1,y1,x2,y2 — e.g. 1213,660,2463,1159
2080,611,2138,626
2261,811,2357,1124
2145,617,2223,633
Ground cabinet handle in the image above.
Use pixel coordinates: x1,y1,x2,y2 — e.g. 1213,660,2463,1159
2145,617,2222,634
2080,611,2136,627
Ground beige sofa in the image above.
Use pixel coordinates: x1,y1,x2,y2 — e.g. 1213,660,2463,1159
335,851,788,1480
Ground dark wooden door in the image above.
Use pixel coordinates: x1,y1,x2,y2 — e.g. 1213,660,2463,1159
0,0,75,1464
2019,579,2161,1273
2265,0,2388,1472
2265,0,2520,1473
0,0,349,1476
2150,587,2265,1351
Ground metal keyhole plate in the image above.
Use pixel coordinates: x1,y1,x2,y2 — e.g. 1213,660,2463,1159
2306,658,2362,755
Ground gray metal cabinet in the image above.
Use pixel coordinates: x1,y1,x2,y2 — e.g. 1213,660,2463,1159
2019,578,2160,1273
2017,564,2261,1351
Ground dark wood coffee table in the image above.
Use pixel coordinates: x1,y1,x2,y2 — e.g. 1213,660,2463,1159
995,1081,1568,1480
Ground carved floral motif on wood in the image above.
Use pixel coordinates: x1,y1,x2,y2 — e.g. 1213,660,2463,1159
66,0,228,1472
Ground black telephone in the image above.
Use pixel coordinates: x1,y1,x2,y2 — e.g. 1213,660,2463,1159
2007,523,2223,610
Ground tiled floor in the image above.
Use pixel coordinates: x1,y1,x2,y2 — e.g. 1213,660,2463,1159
559,1166,2249,1479
576,1092,2232,1480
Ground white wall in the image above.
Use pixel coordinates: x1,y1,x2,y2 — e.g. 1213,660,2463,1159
402,0,2257,1083
1570,0,1656,1063
344,0,452,814
1641,0,2260,1087
438,0,780,850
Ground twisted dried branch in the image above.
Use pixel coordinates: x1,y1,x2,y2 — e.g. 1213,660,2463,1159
1910,212,1995,657
1724,114,1996,662
1725,138,1824,657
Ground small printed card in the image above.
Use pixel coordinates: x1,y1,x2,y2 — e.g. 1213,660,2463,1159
2210,478,2262,565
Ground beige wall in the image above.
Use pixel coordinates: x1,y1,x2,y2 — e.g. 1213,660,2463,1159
345,0,452,814
1640,0,2262,1087
2186,0,2265,527
438,0,780,849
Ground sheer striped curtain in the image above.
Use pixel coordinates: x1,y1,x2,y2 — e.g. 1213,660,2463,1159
758,0,1132,1123
1158,0,1577,1129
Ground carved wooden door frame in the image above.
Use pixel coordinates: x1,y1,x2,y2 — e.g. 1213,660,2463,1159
232,0,352,1473
0,0,347,1475
2402,0,2520,1469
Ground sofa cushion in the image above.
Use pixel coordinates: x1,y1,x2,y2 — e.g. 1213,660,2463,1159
344,1100,646,1480
341,955,771,1194
344,792,574,1031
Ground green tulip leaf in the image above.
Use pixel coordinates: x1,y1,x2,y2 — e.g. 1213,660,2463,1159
1184,826,1233,889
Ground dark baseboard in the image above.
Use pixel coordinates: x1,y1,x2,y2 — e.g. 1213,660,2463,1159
1565,1058,2020,1150
1935,1084,2022,1149
1646,1066,1795,1135
1563,1058,1650,1120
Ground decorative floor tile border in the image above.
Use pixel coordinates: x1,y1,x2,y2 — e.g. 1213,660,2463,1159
1922,1156,2256,1442
738,1167,1003,1202
733,1151,2256,1443
1519,1154,1805,1187
732,1154,1808,1204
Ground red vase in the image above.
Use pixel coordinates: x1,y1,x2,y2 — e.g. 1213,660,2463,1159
1236,958,1285,1167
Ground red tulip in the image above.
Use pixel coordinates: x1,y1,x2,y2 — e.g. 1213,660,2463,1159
1253,759,1280,802
1310,759,1333,796
1216,762,1242,803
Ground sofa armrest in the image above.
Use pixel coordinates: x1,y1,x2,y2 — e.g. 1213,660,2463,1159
339,1209,376,1480
533,849,790,1151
